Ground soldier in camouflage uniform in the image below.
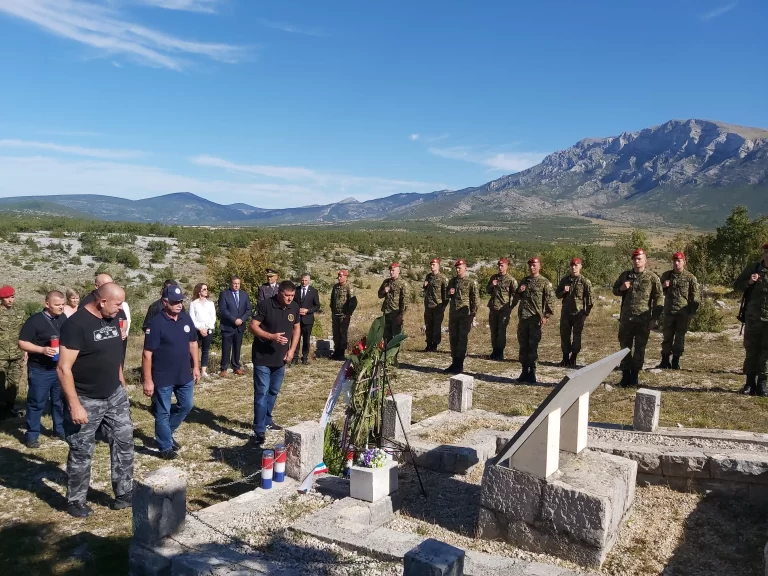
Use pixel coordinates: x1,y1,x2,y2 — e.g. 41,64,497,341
0,285,26,419
378,262,408,344
612,248,662,387
486,257,518,361
659,252,700,370
330,270,357,360
445,259,478,374
512,257,556,384
422,258,448,352
734,242,768,396
555,258,593,368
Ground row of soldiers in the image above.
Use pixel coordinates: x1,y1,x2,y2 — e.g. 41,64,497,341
326,249,703,388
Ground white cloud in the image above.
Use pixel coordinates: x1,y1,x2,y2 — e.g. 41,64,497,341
428,146,546,173
134,0,224,13
0,0,248,70
33,129,104,137
409,134,420,141
700,2,737,20
259,19,328,37
0,139,143,159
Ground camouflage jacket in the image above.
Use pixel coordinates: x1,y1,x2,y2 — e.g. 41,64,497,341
447,276,478,316
0,305,25,359
422,272,448,309
486,273,518,311
330,283,357,316
513,275,556,320
555,274,594,315
378,277,408,314
660,269,700,316
734,261,768,322
613,269,662,321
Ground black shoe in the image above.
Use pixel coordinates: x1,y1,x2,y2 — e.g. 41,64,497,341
171,438,181,451
757,379,768,398
455,360,465,374
444,358,457,373
742,374,757,395
671,356,680,370
630,370,640,387
250,434,265,446
291,357,298,365
158,449,178,460
424,345,432,353
569,353,578,368
25,438,40,449
557,354,570,367
657,355,671,369
518,365,529,382
266,423,283,431
111,491,132,510
67,501,94,518
302,358,309,365
527,367,537,384
619,369,631,387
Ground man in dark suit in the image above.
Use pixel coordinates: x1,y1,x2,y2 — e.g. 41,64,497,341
218,275,252,377
258,269,280,303
294,273,320,365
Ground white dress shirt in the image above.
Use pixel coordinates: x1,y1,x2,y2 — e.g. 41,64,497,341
189,298,216,331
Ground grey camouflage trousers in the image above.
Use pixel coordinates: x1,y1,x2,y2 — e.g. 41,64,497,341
65,385,134,504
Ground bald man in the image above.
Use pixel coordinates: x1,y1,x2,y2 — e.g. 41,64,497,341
80,274,129,361
59,283,134,517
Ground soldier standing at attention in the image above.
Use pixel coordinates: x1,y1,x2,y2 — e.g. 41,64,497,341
422,258,448,352
555,258,593,368
0,285,26,420
659,252,700,370
445,259,478,375
487,257,518,361
734,243,768,396
512,257,556,384
613,248,662,387
330,270,357,360
378,263,408,344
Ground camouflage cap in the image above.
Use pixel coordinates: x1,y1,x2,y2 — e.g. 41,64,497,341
570,257,582,265
632,248,646,257
454,259,466,267
527,257,540,264
672,252,685,260
429,258,440,264
337,270,349,277
497,257,509,264
0,285,15,298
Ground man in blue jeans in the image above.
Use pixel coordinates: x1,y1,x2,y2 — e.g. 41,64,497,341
18,290,68,448
142,284,199,460
249,280,300,445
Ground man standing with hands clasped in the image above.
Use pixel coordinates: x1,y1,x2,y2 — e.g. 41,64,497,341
142,284,199,460
249,280,300,445
486,257,518,361
555,258,593,368
218,276,251,377
294,273,320,365
658,252,700,370
378,262,408,344
422,258,448,352
445,259,478,375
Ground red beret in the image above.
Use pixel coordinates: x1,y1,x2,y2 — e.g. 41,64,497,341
762,243,768,250
672,252,685,260
497,257,509,264
337,270,348,277
570,258,582,265
389,262,399,269
632,248,646,257
454,259,466,267
429,258,440,264
528,257,540,265
0,285,15,298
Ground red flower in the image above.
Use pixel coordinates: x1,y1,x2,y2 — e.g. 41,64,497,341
345,364,355,379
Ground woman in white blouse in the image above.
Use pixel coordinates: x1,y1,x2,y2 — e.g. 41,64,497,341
189,283,216,379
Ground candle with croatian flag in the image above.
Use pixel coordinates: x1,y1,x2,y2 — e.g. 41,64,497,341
50,336,59,362
261,449,274,490
344,447,354,479
274,444,286,482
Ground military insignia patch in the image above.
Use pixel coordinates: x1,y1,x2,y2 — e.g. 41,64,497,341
288,314,295,321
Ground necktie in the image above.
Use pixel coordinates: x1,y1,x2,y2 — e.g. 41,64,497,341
233,291,239,307
302,288,306,300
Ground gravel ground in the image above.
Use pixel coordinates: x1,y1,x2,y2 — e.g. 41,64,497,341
588,427,768,453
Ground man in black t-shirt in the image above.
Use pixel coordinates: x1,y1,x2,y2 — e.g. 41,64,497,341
249,280,300,444
58,282,134,518
79,273,129,360
18,290,68,448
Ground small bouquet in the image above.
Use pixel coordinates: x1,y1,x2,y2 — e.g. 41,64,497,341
357,447,388,469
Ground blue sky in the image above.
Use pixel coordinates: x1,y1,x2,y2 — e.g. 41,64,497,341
0,0,765,208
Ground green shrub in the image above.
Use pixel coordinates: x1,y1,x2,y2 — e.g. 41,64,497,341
689,298,724,333
116,249,140,268
69,255,82,265
22,301,40,320
22,264,34,271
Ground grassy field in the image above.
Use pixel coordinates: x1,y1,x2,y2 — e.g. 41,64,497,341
0,271,765,575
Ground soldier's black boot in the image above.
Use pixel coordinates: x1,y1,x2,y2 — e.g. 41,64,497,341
742,374,757,395
444,357,457,374
456,357,465,374
619,370,631,387
558,353,569,367
569,353,578,368
489,349,498,361
527,365,537,384
757,378,768,398
671,356,681,370
518,365,529,382
497,348,504,361
657,355,671,369
630,370,640,387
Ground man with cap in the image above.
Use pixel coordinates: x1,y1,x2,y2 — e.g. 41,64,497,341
422,258,448,352
486,257,518,361
0,285,26,419
734,242,768,396
330,270,357,359
142,284,199,460
555,258,594,368
258,269,280,303
659,252,700,370
218,275,252,376
612,249,663,387
142,279,182,331
378,263,408,345
512,257,556,383
445,259,478,374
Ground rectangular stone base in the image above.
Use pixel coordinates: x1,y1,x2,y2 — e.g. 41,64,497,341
478,449,637,568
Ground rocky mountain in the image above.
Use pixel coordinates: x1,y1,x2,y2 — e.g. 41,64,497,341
1,119,766,227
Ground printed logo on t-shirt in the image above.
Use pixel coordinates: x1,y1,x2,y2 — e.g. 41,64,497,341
288,313,295,322
184,324,190,333
94,325,120,341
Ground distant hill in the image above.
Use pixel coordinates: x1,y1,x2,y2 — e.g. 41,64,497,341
1,119,766,228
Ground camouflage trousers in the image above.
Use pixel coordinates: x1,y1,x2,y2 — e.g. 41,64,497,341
489,307,511,352
383,311,403,344
0,356,24,412
65,385,134,504
743,319,768,379
449,311,472,360
518,316,542,367
560,312,586,356
618,318,651,371
423,305,445,349
332,315,350,356
661,312,690,357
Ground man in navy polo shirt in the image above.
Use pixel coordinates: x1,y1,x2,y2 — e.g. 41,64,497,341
249,280,300,445
142,284,199,460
